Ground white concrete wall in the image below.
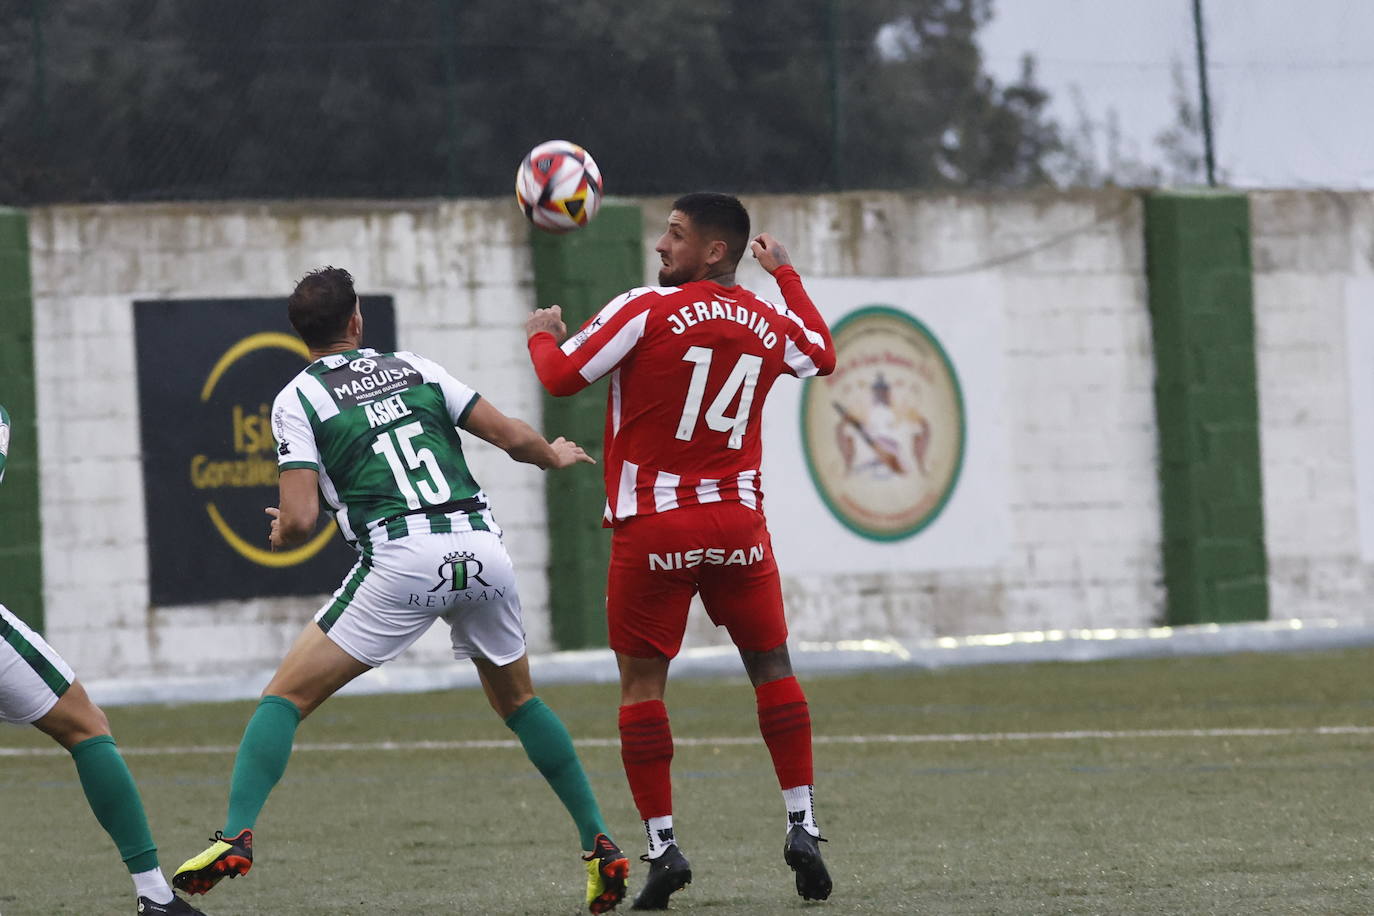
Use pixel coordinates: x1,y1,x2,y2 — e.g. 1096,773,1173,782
1252,191,1374,623
28,189,1174,679
29,200,550,678
650,190,1163,649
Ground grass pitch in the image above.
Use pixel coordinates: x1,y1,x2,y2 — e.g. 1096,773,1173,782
2,648,1373,914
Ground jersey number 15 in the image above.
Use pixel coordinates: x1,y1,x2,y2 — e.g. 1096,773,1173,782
372,421,453,510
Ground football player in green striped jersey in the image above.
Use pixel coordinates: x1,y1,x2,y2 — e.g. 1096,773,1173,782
0,406,206,914
174,267,629,913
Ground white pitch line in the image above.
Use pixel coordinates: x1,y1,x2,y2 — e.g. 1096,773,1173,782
2,726,1372,759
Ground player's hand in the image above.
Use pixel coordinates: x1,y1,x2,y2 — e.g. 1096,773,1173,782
547,436,596,470
750,233,792,274
265,506,283,551
526,305,568,342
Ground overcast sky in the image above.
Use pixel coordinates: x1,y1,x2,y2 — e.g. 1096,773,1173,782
979,0,1374,188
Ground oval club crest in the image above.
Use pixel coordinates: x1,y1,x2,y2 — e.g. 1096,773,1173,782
800,306,965,541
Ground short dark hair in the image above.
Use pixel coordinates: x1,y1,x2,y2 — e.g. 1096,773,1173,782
288,266,357,348
672,192,750,267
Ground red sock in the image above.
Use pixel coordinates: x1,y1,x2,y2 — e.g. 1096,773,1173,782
619,700,673,819
756,676,813,789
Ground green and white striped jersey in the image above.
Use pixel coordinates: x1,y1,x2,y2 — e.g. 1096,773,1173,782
271,348,496,550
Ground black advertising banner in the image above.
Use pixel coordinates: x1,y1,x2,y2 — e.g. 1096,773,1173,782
134,296,396,606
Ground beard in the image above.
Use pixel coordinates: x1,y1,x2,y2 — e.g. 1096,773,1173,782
658,262,696,287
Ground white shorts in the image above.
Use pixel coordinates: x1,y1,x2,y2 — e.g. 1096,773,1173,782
0,603,76,725
314,530,526,668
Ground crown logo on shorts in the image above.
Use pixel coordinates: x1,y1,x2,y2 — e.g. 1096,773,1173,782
443,551,476,563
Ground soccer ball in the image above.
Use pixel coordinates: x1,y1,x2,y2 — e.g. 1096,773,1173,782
514,140,603,234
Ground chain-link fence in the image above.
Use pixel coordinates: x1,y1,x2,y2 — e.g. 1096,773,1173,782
1,0,1063,204
4,0,1370,205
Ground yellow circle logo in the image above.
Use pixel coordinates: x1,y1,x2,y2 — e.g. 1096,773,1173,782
198,332,335,568
801,306,965,541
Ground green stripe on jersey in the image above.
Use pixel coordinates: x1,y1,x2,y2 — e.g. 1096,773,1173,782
457,392,480,428
297,388,323,425
312,381,483,535
0,613,71,695
318,551,373,633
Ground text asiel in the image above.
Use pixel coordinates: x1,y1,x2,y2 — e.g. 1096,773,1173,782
363,393,413,429
666,299,778,349
648,544,766,571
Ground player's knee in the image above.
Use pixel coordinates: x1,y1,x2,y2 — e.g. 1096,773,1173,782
489,688,535,720
263,690,316,720
616,652,670,705
87,703,111,737
71,689,112,735
619,682,666,706
36,683,112,749
740,643,794,686
68,705,113,747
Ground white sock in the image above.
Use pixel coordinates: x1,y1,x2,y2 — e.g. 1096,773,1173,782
644,815,676,859
131,867,173,904
783,784,819,837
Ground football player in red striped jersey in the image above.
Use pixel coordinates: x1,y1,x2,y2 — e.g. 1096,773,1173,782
526,192,836,907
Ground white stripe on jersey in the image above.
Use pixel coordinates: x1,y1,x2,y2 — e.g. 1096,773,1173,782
610,369,623,437
603,464,765,523
738,470,759,509
653,471,681,513
399,351,479,426
295,371,341,422
783,336,821,378
759,296,827,348
616,460,639,519
578,309,651,383
561,287,669,355
354,495,500,542
317,466,354,541
760,295,827,378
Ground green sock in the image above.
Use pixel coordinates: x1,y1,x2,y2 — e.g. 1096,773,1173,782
69,735,160,874
223,695,301,835
505,696,608,850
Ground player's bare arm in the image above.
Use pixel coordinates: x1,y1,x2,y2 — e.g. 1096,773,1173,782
267,467,321,550
525,304,568,342
750,233,793,274
464,397,594,470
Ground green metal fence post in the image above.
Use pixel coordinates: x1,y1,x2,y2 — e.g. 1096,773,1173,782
0,208,44,630
530,205,643,649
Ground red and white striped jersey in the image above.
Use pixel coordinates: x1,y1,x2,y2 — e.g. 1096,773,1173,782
528,265,834,525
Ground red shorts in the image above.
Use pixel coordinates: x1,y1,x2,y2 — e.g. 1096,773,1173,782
607,502,787,659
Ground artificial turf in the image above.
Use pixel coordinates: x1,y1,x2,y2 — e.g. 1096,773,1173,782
2,648,1372,914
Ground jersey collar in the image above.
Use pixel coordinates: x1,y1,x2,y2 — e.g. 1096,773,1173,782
315,347,380,369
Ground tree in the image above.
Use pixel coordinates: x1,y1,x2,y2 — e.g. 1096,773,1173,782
1051,57,1224,189
1054,87,1162,188
1154,57,1223,186
0,0,1067,203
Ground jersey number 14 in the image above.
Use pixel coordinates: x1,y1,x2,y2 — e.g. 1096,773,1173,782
674,346,763,450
